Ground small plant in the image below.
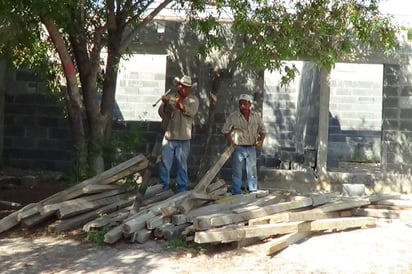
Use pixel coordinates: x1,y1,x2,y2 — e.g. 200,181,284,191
62,146,90,185
83,227,111,245
104,123,145,167
167,237,207,257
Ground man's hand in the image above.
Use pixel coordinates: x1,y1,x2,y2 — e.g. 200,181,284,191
175,96,185,112
255,140,263,149
161,95,168,103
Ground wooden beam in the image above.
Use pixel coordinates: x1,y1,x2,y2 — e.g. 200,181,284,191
351,208,400,219
194,217,376,244
41,189,126,216
0,203,36,233
266,232,313,256
194,197,313,230
375,199,412,209
43,154,147,205
51,196,134,232
83,208,131,232
178,145,235,214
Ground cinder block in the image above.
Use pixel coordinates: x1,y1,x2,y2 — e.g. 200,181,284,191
342,184,366,197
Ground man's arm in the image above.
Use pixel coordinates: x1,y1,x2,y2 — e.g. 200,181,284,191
158,102,165,119
224,132,234,146
256,114,266,148
256,132,266,148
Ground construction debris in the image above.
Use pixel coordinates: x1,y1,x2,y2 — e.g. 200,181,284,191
1,151,412,258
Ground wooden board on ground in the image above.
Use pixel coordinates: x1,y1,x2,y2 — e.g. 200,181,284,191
194,197,313,230
178,145,235,214
194,217,376,244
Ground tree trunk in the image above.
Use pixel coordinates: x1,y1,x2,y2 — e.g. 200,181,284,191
60,85,87,167
42,18,88,169
101,52,121,146
196,67,223,180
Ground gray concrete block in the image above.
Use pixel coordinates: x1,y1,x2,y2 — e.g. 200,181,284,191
342,184,366,197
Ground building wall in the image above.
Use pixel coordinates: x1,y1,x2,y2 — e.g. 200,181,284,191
2,20,412,180
382,62,412,174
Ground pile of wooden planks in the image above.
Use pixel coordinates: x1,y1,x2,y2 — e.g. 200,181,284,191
0,154,148,234
1,147,412,258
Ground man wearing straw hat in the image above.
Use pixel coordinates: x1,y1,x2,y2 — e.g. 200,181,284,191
157,75,199,193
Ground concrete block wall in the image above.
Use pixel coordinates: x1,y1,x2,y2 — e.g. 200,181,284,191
382,63,412,174
3,91,72,171
328,63,383,165
262,61,320,169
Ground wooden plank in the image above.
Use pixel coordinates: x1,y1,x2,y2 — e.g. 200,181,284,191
51,196,134,232
375,199,412,208
266,232,313,256
122,211,157,234
153,223,174,238
186,192,274,223
56,193,129,219
194,217,376,244
109,192,185,238
351,208,400,219
21,211,56,228
159,206,178,217
83,208,131,232
0,203,36,233
132,229,153,243
248,212,289,225
163,223,191,240
17,204,42,221
61,184,122,202
41,189,126,216
0,154,147,234
178,145,235,214
104,225,125,244
314,198,371,213
143,184,163,199
43,154,147,205
194,197,313,230
146,216,172,230
193,145,235,193
303,217,376,231
206,179,227,193
195,222,302,244
139,189,175,209
149,191,191,215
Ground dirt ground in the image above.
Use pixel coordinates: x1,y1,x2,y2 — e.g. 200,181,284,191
1,169,412,274
1,218,412,274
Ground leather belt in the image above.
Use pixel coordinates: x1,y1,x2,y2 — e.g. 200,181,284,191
239,145,254,147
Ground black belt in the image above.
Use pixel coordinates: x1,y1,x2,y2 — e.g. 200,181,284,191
239,145,254,147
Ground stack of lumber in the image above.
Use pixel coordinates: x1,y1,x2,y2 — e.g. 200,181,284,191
0,154,149,234
1,147,412,258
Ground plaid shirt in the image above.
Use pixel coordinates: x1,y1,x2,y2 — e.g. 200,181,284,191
222,110,266,145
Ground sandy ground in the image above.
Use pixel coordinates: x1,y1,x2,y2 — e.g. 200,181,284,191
1,217,412,274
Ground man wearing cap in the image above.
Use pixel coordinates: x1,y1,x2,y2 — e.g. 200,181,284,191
157,75,199,192
222,94,266,194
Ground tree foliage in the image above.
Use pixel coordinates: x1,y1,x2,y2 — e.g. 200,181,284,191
189,0,399,82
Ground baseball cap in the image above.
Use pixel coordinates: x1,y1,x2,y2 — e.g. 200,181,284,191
239,94,253,103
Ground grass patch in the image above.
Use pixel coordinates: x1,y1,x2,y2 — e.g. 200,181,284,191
166,237,207,257
83,227,111,245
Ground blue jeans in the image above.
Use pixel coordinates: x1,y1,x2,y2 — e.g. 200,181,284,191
231,146,258,194
159,138,190,193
